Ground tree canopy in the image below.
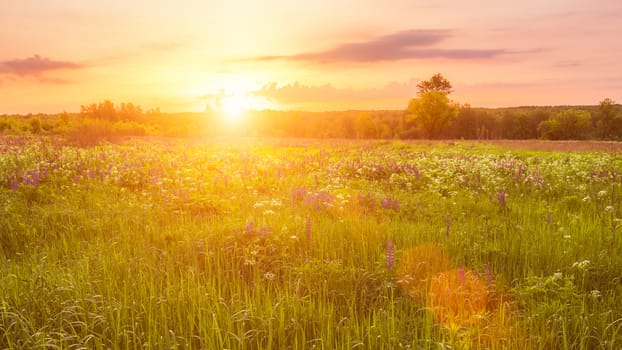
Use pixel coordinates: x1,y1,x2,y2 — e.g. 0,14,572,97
407,91,458,139
416,73,453,96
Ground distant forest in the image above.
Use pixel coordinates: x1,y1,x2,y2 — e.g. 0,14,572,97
1,100,621,144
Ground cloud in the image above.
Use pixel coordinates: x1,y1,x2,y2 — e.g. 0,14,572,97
0,54,82,77
255,29,506,63
251,79,420,105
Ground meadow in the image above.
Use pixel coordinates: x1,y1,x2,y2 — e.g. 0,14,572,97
1,136,621,349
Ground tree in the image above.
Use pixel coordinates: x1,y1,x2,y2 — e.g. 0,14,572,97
537,109,592,140
416,73,453,95
407,91,458,139
598,98,618,139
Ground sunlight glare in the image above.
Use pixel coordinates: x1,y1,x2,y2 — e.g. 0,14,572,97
220,94,247,122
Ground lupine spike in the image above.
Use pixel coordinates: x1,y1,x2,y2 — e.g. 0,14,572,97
457,266,466,285
497,190,507,208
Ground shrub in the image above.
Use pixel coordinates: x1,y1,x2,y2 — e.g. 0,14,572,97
66,118,115,146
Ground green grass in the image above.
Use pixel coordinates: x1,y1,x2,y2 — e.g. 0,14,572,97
1,136,621,349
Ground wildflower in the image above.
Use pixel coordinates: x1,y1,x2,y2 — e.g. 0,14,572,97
9,177,19,190
264,272,276,281
552,272,563,280
582,195,591,202
572,260,590,270
589,289,601,299
605,206,614,212
305,216,311,241
445,215,451,237
497,190,507,208
380,197,398,210
456,266,465,285
291,186,307,202
245,221,255,234
263,209,275,216
597,190,608,198
386,238,395,270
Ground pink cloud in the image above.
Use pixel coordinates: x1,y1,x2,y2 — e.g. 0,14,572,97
0,54,82,77
255,29,506,63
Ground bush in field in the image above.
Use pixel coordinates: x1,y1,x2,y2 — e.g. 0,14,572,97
66,118,115,146
0,119,12,133
29,118,42,134
112,121,147,136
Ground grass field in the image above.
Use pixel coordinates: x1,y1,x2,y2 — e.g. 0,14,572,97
1,136,621,349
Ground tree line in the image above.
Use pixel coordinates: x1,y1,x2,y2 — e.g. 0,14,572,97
1,74,621,141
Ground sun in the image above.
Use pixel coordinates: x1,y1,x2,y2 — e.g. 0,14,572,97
220,94,247,122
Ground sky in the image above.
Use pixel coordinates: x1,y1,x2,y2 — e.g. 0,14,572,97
1,0,621,114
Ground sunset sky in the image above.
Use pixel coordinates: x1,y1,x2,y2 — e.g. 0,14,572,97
1,0,621,114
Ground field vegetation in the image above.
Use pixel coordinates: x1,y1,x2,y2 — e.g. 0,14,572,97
1,136,621,349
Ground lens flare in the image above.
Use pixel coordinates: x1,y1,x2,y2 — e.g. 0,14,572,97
396,243,453,301
428,268,488,328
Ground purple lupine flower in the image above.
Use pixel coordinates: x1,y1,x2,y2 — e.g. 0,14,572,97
497,190,507,208
9,177,19,190
245,221,255,234
457,267,465,285
380,197,391,209
386,238,395,270
305,216,311,241
31,170,40,186
317,191,334,205
292,186,306,202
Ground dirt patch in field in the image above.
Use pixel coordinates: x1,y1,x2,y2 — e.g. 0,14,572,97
480,140,622,153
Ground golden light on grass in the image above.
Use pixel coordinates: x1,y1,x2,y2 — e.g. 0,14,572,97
428,267,488,328
396,243,453,301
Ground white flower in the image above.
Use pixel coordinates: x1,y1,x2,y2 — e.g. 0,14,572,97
563,235,571,239
605,206,614,212
264,272,276,281
552,272,563,280
582,195,591,202
589,289,601,299
572,260,590,269
263,209,275,216
597,190,608,198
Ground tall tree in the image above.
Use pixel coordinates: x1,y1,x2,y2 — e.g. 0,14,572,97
416,73,453,96
407,91,458,139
